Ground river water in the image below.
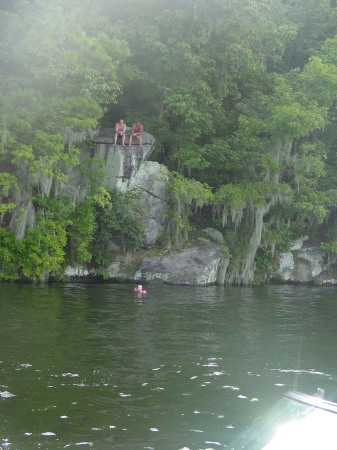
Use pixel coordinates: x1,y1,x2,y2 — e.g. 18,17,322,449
0,283,337,450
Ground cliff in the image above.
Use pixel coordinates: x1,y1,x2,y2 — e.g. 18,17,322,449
58,131,337,286
3,127,337,286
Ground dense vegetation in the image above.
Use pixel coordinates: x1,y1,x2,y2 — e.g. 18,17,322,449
1,0,337,283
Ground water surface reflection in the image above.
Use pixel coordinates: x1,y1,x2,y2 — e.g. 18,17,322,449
0,284,337,449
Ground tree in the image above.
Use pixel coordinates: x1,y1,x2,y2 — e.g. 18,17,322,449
0,0,132,279
99,0,337,284
0,0,128,226
164,171,214,248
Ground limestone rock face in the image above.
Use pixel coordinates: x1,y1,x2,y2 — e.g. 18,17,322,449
129,161,169,246
293,248,325,282
92,128,155,191
202,228,224,244
67,128,167,246
134,246,226,285
94,129,167,246
65,127,154,192
274,237,337,284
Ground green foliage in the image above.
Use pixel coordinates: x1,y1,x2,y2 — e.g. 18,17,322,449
66,186,112,267
0,213,68,281
3,0,337,283
21,218,67,279
20,196,71,279
253,248,274,285
215,182,292,220
167,171,214,207
284,0,337,68
67,199,97,266
28,132,80,186
90,188,145,273
320,241,337,254
215,184,248,213
0,0,129,218
262,223,292,254
0,186,147,280
0,173,17,214
164,171,213,247
0,228,23,280
299,56,337,106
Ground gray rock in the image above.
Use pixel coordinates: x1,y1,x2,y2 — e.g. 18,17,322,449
134,246,225,285
128,161,169,246
202,227,224,244
295,247,324,280
276,241,326,283
65,128,155,194
64,266,89,277
94,129,155,192
69,129,165,246
92,131,167,246
143,218,164,247
278,251,295,281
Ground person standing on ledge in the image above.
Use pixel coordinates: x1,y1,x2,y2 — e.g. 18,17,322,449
114,119,127,145
129,122,143,146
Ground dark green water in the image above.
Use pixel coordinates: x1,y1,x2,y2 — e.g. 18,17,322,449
1,283,337,450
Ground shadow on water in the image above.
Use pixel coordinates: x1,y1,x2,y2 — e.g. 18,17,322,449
0,283,337,449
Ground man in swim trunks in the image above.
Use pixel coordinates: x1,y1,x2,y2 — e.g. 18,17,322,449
114,119,127,145
129,122,143,146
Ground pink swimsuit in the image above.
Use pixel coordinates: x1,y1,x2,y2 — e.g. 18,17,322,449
134,288,147,295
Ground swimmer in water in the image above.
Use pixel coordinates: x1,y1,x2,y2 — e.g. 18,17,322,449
134,284,147,295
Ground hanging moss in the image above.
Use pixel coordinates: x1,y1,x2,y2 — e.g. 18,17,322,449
62,127,98,148
163,171,213,248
